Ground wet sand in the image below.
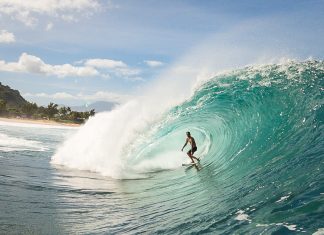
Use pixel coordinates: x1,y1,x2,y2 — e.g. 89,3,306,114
0,117,80,127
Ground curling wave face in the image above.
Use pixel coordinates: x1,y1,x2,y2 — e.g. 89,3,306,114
50,60,324,233
52,60,323,178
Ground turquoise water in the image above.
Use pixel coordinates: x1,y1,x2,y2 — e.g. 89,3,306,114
1,61,323,234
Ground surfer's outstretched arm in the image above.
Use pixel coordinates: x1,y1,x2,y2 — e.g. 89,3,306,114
181,139,188,151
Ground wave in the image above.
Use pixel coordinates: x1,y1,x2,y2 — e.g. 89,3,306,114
0,133,48,152
52,60,324,181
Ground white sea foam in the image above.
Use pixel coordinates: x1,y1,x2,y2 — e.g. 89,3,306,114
256,223,302,232
276,193,291,203
256,224,269,227
0,133,47,152
235,210,251,222
313,228,324,235
51,86,197,179
284,224,297,231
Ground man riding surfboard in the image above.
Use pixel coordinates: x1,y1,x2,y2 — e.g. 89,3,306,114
181,131,199,163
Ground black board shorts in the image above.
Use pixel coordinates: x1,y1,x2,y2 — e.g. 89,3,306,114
188,146,197,155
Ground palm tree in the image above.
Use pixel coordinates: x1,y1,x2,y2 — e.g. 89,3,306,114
22,102,38,117
0,99,6,115
90,109,95,116
59,106,68,118
46,102,58,119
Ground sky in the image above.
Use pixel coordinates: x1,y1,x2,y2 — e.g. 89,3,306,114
0,0,323,106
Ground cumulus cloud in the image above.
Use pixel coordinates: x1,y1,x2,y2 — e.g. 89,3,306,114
85,58,142,81
0,0,104,26
0,30,15,43
24,91,131,104
0,53,143,81
144,60,164,67
0,53,99,77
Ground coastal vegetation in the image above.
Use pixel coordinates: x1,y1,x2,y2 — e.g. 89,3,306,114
0,82,95,124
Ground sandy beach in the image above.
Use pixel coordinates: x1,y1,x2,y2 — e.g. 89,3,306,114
0,117,80,127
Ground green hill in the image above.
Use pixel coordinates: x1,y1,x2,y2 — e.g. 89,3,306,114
0,82,28,108
0,82,95,122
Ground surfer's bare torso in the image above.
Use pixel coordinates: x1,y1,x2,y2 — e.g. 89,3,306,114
187,136,196,148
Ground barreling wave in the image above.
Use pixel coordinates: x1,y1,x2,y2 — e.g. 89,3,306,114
52,60,323,182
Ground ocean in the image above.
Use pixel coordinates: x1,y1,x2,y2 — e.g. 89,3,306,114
0,60,323,234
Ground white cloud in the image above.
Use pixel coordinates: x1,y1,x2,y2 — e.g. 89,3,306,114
144,60,164,67
114,67,141,77
0,0,103,26
124,76,144,82
0,30,15,43
81,91,131,103
85,58,142,81
61,15,78,22
0,53,143,80
24,92,75,100
0,53,99,77
24,91,131,104
85,59,127,69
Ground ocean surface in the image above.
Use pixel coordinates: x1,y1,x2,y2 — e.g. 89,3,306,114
0,61,323,234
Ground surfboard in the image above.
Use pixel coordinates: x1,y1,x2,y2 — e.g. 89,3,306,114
182,158,200,167
182,163,197,166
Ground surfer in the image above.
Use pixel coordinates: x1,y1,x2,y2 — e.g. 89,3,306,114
181,131,199,163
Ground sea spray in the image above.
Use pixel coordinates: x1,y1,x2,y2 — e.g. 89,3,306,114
51,57,211,178
51,96,196,178
52,101,154,178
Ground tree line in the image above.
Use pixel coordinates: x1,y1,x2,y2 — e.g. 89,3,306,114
0,100,95,124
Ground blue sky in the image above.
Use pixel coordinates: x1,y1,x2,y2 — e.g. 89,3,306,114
0,0,323,106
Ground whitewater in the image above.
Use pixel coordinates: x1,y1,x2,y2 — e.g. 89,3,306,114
1,60,323,234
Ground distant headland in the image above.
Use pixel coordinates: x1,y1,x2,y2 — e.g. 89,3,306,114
0,82,108,126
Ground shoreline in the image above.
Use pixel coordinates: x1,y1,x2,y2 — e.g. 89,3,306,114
0,117,81,127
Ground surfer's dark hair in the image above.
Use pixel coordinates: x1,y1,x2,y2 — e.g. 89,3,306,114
186,131,190,135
